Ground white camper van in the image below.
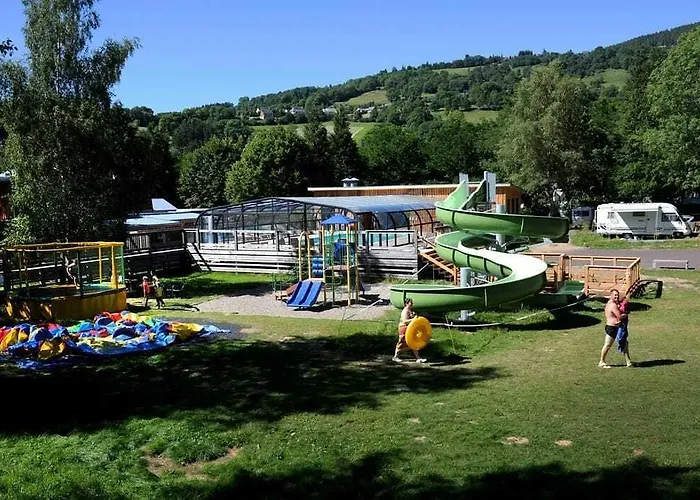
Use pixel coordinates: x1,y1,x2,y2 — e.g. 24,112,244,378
595,203,692,238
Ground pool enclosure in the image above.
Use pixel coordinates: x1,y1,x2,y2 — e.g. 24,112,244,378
188,195,439,278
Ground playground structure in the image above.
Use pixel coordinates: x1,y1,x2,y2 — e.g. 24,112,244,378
2,242,127,321
283,214,362,308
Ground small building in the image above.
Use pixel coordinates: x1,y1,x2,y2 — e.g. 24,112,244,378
322,107,337,117
125,199,205,277
256,107,274,120
286,106,305,117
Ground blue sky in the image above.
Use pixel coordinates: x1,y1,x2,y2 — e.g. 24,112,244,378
2,0,699,112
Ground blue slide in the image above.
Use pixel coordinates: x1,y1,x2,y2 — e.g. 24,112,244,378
286,280,324,308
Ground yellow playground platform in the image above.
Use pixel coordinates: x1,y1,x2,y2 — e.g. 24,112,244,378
2,242,127,321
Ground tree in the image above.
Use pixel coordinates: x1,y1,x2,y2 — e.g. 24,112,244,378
0,0,147,242
225,128,313,202
419,113,481,182
496,64,610,214
302,120,334,186
0,39,15,57
178,137,243,208
329,112,363,182
633,28,700,201
358,124,426,185
127,106,156,127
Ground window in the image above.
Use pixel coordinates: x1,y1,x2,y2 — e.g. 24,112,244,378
632,211,645,217
662,213,680,222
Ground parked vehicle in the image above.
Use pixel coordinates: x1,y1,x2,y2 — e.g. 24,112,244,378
571,206,594,229
595,203,693,238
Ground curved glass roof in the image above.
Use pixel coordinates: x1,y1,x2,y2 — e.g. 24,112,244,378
195,195,438,233
279,195,436,213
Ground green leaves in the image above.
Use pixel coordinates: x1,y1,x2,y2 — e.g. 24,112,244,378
497,64,608,213
225,128,312,203
0,0,172,243
178,137,243,208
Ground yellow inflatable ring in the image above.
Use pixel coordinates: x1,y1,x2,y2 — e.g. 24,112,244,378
405,316,432,350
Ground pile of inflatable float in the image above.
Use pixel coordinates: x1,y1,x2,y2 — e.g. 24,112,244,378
0,311,227,369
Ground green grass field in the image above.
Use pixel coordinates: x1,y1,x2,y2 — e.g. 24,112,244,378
432,109,500,123
2,270,700,498
252,121,378,143
344,89,389,106
583,68,630,89
570,229,700,249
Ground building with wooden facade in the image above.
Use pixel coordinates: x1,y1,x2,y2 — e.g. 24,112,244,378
307,183,524,215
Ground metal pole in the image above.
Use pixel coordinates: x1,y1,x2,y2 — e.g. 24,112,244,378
459,173,472,322
496,204,506,247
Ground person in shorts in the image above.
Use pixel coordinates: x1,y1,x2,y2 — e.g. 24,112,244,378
599,289,633,368
392,298,427,363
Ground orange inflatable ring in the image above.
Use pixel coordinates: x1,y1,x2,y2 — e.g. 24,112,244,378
405,316,432,350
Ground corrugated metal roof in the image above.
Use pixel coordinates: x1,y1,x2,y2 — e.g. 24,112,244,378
279,195,436,213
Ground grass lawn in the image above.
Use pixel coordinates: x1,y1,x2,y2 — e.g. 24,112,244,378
255,121,377,143
3,270,700,498
570,229,700,249
583,68,630,89
432,109,500,123
344,90,389,107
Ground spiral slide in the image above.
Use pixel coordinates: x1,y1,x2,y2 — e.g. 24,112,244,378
389,180,569,313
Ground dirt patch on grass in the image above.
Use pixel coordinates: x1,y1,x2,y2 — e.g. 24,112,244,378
501,436,530,445
528,243,580,254
555,440,573,447
146,448,240,480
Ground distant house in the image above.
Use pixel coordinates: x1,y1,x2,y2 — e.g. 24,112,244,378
256,107,274,120
357,106,375,114
322,107,337,117
286,106,305,117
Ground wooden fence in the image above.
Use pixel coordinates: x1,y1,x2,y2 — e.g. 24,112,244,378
527,252,641,297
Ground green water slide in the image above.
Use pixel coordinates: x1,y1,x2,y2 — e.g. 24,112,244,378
389,180,569,313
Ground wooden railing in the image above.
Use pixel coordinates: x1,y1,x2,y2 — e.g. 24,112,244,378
528,253,642,298
418,248,459,284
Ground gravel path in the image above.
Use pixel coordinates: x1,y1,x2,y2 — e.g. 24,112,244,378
196,283,396,320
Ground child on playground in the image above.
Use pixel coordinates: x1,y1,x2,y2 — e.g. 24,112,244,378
141,276,151,307
152,274,166,309
616,296,630,355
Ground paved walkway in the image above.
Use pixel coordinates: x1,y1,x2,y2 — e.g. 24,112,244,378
534,243,698,270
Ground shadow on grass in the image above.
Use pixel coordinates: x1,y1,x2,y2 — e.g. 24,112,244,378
628,302,652,312
507,312,601,332
176,278,271,298
0,332,498,436
158,453,700,499
634,359,686,368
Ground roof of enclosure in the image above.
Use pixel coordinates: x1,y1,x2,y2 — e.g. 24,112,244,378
281,195,436,213
195,195,438,232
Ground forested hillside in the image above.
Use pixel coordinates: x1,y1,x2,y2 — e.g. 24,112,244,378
136,22,698,156
1,2,700,245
